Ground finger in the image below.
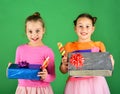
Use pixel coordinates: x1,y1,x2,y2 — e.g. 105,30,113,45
62,62,68,65
42,68,47,72
62,59,68,64
38,72,45,75
37,72,45,77
8,62,12,67
110,55,114,66
40,76,46,80
37,72,46,80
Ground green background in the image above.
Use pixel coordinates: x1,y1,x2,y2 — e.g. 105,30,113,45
0,0,120,94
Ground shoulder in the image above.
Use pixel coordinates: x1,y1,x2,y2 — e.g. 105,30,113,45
64,42,77,52
43,46,54,54
93,41,106,52
15,44,27,54
17,44,27,49
42,46,53,51
93,41,105,46
43,46,55,59
65,42,76,47
16,44,27,50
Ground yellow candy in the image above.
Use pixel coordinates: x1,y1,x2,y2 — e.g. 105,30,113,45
61,50,65,56
57,42,62,49
57,42,66,56
42,57,49,69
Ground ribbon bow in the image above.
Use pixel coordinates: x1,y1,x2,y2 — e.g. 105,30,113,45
18,61,29,68
70,53,84,68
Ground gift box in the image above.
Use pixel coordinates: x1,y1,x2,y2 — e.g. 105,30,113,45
7,63,41,80
68,52,113,76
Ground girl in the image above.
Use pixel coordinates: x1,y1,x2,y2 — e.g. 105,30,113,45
59,13,114,94
15,12,55,94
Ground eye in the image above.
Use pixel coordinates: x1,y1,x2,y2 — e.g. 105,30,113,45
28,30,32,34
36,29,40,33
78,25,83,28
86,26,90,28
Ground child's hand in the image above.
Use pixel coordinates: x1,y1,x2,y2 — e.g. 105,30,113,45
6,62,12,77
110,55,115,67
60,54,68,74
8,62,12,67
37,68,48,80
62,54,68,67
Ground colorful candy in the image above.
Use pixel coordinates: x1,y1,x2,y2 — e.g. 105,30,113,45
57,42,66,56
41,56,50,69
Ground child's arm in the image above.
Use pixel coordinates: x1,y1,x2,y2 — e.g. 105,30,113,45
38,59,55,82
59,55,68,74
38,57,49,80
38,50,55,82
99,42,115,68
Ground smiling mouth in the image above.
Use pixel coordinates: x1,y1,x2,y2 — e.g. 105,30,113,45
31,38,39,41
80,32,88,36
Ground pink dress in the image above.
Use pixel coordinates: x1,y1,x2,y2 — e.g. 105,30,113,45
64,41,110,94
15,44,55,94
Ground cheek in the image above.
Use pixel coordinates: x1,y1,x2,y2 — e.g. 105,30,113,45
75,28,81,33
26,33,31,38
88,28,93,32
91,27,95,32
38,33,44,38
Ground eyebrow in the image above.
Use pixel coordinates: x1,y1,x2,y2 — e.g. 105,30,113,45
77,23,92,25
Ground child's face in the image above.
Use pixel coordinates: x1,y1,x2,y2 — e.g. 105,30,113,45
74,17,95,42
26,21,45,45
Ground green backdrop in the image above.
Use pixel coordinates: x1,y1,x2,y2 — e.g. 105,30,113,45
0,0,120,94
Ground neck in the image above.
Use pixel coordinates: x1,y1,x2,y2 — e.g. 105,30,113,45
28,42,44,47
78,38,91,42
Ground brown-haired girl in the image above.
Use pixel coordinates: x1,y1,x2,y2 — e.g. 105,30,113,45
60,13,114,94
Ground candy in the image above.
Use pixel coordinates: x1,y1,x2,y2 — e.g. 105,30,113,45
41,57,50,69
57,42,66,56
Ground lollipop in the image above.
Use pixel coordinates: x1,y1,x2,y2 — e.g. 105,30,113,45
41,56,50,69
57,42,66,56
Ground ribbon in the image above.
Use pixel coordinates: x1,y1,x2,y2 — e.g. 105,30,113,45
70,53,84,68
18,61,29,68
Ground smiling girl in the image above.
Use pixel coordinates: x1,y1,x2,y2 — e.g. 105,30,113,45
15,12,55,94
59,13,114,94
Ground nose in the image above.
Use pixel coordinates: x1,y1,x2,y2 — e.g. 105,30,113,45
33,31,37,35
32,32,37,37
82,27,87,31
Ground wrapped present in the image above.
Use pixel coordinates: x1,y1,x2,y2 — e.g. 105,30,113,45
68,52,113,76
7,63,41,80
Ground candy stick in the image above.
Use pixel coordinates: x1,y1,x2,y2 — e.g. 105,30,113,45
41,57,50,69
57,42,66,56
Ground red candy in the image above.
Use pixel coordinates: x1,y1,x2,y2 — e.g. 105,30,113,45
70,53,85,68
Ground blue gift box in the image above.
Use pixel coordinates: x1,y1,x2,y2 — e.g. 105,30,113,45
7,64,41,80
